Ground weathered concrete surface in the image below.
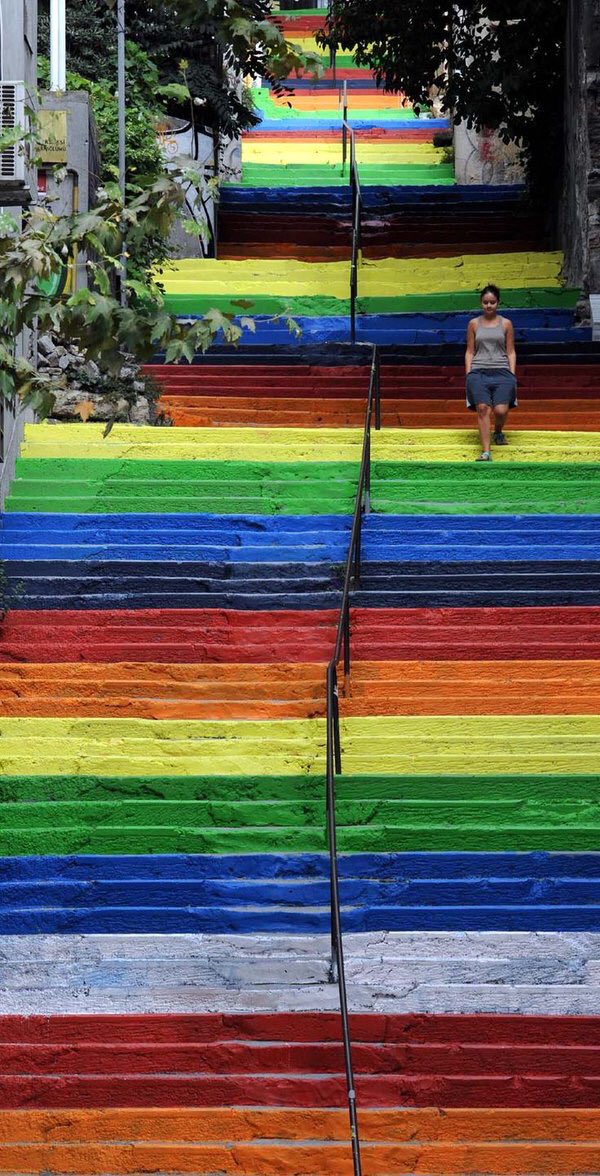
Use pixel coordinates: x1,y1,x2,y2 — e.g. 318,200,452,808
2,933,599,1015
562,0,600,290
454,122,525,186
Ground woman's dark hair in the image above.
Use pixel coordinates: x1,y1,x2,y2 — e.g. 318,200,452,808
480,284,501,302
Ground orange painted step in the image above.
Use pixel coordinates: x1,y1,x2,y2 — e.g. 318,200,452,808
0,1108,598,1175
340,659,600,715
158,394,600,430
268,93,406,108
1,660,597,717
0,662,327,719
0,1144,595,1176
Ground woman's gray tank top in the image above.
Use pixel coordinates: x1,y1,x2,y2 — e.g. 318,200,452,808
471,318,509,370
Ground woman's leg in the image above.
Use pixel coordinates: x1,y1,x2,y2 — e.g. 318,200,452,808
493,373,517,439
494,402,510,435
476,402,493,453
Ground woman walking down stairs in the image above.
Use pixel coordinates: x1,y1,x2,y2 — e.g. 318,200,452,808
1,7,599,1174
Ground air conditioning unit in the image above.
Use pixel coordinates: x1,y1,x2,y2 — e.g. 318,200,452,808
0,82,27,185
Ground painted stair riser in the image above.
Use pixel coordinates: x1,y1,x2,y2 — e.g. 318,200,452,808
18,424,599,464
7,463,600,515
3,932,600,1014
142,362,600,392
2,1105,600,1136
1,1139,599,1174
7,853,600,929
1,606,597,661
2,1040,600,1079
3,513,597,554
1,660,597,718
154,399,600,430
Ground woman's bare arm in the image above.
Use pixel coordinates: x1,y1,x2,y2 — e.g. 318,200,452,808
505,319,517,375
465,319,477,374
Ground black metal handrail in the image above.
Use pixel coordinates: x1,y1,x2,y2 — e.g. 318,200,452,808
341,119,361,344
325,343,381,1176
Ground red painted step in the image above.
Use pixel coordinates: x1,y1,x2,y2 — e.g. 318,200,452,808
4,1072,599,1109
2,1015,599,1110
143,364,600,400
1,608,597,663
244,129,437,141
3,1013,599,1044
2,1042,598,1078
218,241,544,260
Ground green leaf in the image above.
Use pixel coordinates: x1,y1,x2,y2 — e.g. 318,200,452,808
156,82,191,102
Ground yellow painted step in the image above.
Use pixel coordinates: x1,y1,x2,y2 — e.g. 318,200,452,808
372,428,600,463
242,141,446,165
157,253,564,297
0,716,597,777
19,423,362,462
20,423,598,464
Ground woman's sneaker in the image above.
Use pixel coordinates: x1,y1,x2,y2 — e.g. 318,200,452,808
476,451,492,461
493,430,507,445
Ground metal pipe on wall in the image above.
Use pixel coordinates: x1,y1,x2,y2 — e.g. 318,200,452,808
116,0,127,304
50,0,66,91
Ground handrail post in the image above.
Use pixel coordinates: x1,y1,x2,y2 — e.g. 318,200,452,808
333,668,342,774
364,430,371,517
374,345,381,431
343,597,351,679
343,79,348,125
353,511,361,585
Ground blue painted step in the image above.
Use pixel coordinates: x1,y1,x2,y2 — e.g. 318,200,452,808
250,117,451,132
5,561,598,610
5,851,599,881
3,515,597,562
176,320,592,347
152,341,600,365
2,852,600,933
220,184,526,209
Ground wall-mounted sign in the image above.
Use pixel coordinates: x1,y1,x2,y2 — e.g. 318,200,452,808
38,109,68,163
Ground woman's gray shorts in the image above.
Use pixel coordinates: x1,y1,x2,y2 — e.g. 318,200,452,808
466,368,518,411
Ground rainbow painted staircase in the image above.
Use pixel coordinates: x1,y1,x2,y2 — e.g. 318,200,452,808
1,6,600,1173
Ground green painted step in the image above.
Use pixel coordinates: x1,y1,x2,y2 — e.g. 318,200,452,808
7,459,599,516
2,774,596,804
8,799,592,828
234,163,455,187
163,287,577,318
2,822,598,856
252,104,419,122
372,462,600,515
5,458,358,514
1,782,597,854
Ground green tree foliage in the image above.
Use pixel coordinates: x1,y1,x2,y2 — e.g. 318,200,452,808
38,37,171,275
0,172,257,419
39,0,322,137
320,1,567,198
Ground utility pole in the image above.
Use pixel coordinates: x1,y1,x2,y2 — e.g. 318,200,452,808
105,0,127,304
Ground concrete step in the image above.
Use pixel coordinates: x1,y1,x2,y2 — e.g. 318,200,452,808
1,934,599,1015
0,604,595,662
0,658,596,718
0,1106,598,1173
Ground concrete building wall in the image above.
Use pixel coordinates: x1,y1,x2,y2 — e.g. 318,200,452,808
0,0,36,87
454,121,525,186
0,0,37,505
